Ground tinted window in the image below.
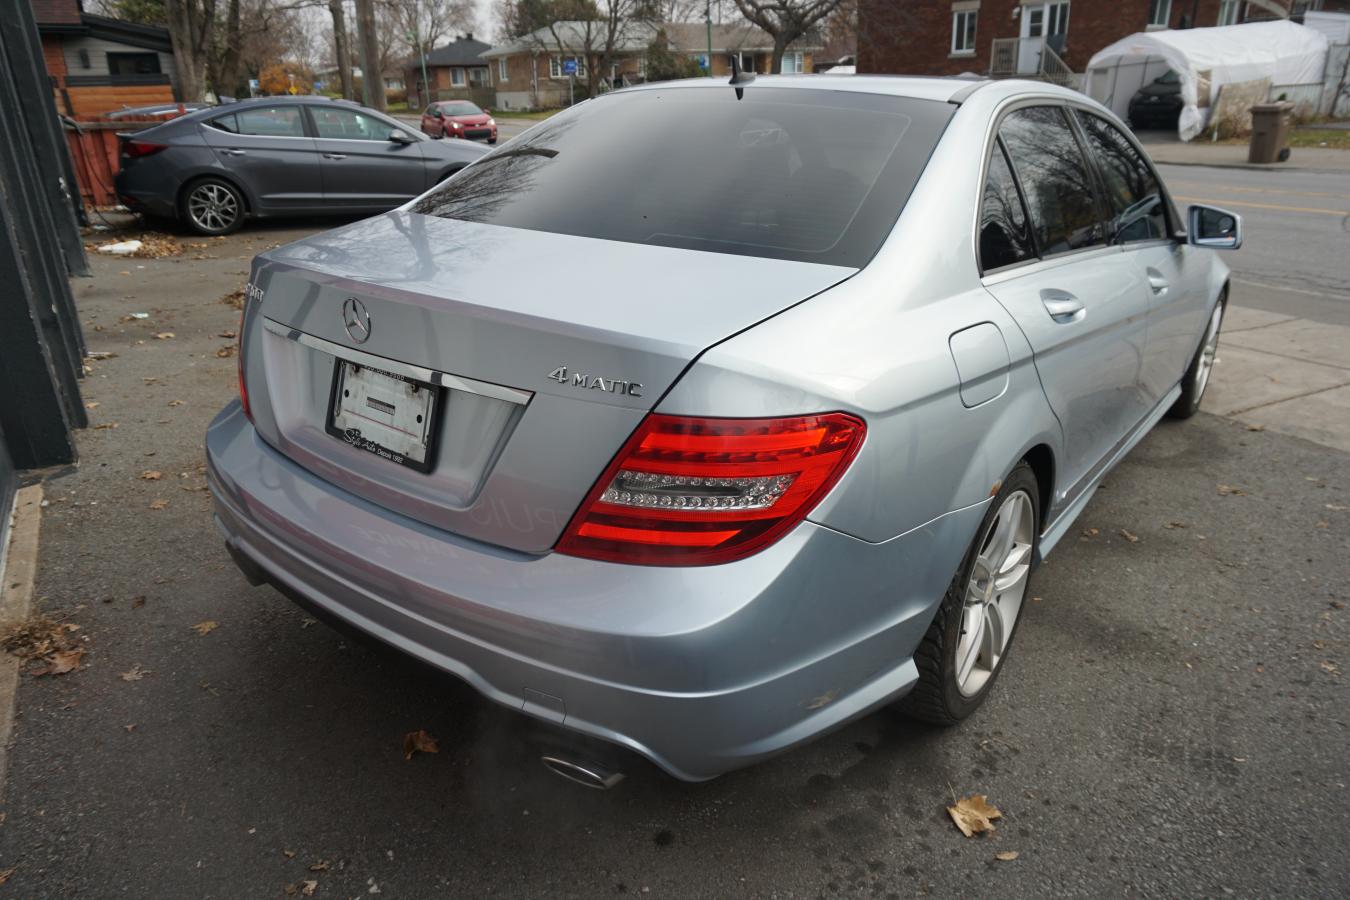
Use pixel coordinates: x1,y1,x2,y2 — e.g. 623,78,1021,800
1075,112,1170,243
208,113,238,134
311,107,395,141
108,52,161,76
979,141,1035,271
411,87,954,266
440,101,482,116
234,106,305,138
999,106,1104,256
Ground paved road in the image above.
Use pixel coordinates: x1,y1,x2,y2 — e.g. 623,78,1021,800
1158,163,1350,326
0,164,1348,896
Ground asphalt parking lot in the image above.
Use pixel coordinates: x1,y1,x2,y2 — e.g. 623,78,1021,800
0,165,1347,897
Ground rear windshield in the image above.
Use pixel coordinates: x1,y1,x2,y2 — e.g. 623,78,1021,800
410,86,953,267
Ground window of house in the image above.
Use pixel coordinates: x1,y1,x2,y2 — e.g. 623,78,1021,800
781,51,805,73
107,52,161,76
1217,0,1238,25
952,9,978,55
451,68,466,86
498,57,509,82
1046,2,1070,37
310,107,397,142
549,56,579,78
1074,112,1171,243
1147,0,1172,27
998,106,1105,256
469,67,487,86
979,140,1036,272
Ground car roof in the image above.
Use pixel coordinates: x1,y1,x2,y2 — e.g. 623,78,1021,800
615,74,1085,106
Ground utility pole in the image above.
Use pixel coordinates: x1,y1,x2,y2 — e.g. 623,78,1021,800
354,0,385,111
705,0,712,76
407,27,430,106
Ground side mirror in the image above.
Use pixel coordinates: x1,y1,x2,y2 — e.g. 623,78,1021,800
388,129,414,144
431,108,443,118
1188,204,1242,250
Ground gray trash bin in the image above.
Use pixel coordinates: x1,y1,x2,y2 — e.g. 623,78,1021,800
1249,102,1294,164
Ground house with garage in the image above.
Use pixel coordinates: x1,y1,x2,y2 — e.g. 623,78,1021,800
857,0,1346,83
32,0,179,118
407,34,494,108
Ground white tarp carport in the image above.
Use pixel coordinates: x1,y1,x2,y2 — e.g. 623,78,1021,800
1082,21,1329,142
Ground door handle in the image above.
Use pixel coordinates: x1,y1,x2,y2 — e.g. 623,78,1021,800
322,153,347,160
1146,269,1170,296
1040,289,1085,324
223,149,246,156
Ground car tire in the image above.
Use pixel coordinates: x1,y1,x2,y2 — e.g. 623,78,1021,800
488,137,497,145
1167,294,1225,420
900,462,1039,725
180,177,245,236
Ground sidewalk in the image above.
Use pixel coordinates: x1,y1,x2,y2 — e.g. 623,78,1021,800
1208,304,1350,452
1139,134,1350,173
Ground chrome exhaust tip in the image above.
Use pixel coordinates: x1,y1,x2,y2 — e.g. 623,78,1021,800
540,755,625,790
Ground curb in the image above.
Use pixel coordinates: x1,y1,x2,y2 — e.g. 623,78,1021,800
0,484,44,804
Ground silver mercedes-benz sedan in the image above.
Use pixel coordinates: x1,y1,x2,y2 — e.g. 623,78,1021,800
207,75,1240,784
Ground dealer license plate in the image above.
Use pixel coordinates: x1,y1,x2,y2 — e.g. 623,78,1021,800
326,361,440,472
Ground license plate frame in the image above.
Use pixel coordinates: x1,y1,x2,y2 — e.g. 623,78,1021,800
325,360,442,473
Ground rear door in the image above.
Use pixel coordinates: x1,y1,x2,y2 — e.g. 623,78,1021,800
200,105,323,211
1073,110,1209,404
305,105,429,209
980,105,1153,503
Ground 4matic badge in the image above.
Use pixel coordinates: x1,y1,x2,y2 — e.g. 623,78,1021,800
548,367,643,398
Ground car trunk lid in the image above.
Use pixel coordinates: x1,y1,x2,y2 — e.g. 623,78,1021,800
242,211,854,553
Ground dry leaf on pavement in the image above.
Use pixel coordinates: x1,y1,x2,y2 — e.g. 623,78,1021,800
191,621,219,636
1119,529,1139,543
153,332,175,340
1217,484,1246,496
403,729,439,759
994,850,1020,861
0,867,14,885
148,499,169,510
215,344,237,358
308,861,330,872
31,647,85,677
301,881,317,897
121,664,150,682
947,794,1002,838
140,470,162,481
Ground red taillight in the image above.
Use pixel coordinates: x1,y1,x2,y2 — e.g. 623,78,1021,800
237,305,251,421
556,412,866,566
122,140,167,159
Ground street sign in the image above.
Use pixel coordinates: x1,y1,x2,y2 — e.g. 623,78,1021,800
695,54,709,70
562,58,577,75
248,78,260,90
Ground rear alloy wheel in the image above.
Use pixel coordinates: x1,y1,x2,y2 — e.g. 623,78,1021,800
182,178,244,235
901,463,1039,724
1168,298,1224,420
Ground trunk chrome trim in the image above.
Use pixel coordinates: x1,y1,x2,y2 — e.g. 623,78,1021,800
261,316,533,406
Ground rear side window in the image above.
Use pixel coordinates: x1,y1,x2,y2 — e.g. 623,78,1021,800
311,107,393,141
998,106,1104,256
410,87,955,267
208,113,238,134
979,141,1035,272
234,106,306,138
1074,112,1170,243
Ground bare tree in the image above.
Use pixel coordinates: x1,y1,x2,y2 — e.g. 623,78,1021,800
329,0,355,98
731,0,843,73
354,0,386,109
164,0,217,101
383,0,476,56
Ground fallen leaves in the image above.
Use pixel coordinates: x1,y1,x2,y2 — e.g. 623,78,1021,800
215,344,237,358
1217,484,1247,496
153,332,175,341
284,880,318,897
1119,529,1140,543
140,470,162,481
219,329,238,339
221,287,246,310
0,867,14,885
191,621,219,636
121,664,150,682
947,794,1002,838
148,499,169,510
402,729,439,760
1164,520,1187,529
31,648,85,677
994,850,1020,861
93,422,118,431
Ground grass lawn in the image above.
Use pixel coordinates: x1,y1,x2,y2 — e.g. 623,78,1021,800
1289,128,1350,150
490,108,564,121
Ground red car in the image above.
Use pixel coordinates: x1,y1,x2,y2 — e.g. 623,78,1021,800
420,100,497,143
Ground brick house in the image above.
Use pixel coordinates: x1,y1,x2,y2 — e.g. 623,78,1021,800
858,0,1348,80
32,0,179,118
407,34,495,108
483,21,821,111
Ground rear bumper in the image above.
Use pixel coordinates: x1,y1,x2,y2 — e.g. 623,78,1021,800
206,401,982,780
113,169,178,219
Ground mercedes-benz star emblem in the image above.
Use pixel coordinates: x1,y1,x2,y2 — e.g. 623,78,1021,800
342,297,371,344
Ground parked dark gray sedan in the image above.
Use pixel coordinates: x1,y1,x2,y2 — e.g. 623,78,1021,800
114,97,487,235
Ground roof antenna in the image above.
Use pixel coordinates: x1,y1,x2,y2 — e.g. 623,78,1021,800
729,54,755,86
